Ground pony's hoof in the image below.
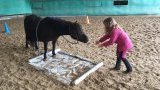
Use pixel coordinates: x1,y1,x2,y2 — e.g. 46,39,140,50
52,53,56,57
35,47,39,50
43,58,47,61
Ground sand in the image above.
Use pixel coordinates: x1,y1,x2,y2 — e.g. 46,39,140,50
0,16,160,90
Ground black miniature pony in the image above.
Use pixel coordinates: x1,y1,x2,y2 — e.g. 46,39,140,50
24,14,88,60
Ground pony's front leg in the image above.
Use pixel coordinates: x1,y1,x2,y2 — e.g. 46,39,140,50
43,41,48,61
35,42,39,50
52,41,56,56
25,36,29,48
52,37,59,57
26,40,29,48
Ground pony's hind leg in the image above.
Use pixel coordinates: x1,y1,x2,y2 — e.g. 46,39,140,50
43,41,48,61
52,40,56,56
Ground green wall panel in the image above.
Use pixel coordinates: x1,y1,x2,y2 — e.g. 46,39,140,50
0,0,32,16
1,0,160,16
31,0,160,16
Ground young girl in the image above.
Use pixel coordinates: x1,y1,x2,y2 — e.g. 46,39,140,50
96,17,133,73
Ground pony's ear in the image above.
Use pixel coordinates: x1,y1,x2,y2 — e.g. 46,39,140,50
75,21,78,23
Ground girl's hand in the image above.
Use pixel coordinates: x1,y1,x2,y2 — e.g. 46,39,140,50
98,43,103,47
95,40,100,44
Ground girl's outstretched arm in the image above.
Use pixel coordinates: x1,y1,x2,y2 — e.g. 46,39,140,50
99,34,110,42
96,34,110,44
99,29,119,46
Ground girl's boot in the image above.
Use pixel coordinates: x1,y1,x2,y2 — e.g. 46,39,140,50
114,58,121,70
122,59,132,73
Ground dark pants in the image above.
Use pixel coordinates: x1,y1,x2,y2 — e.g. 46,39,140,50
115,51,132,73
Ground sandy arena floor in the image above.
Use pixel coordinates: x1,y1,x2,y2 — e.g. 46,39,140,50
0,16,160,90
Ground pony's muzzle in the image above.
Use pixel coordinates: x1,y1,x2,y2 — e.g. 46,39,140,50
80,34,88,43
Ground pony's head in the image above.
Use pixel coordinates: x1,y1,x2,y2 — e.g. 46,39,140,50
70,22,88,43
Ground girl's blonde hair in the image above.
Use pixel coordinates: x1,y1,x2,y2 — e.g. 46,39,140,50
103,17,118,29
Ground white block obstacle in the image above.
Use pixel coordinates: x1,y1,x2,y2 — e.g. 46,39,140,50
0,17,11,21
29,49,103,85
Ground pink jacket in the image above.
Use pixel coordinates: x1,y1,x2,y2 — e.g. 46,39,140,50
99,27,133,52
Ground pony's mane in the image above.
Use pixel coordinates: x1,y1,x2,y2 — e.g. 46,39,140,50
46,17,77,26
